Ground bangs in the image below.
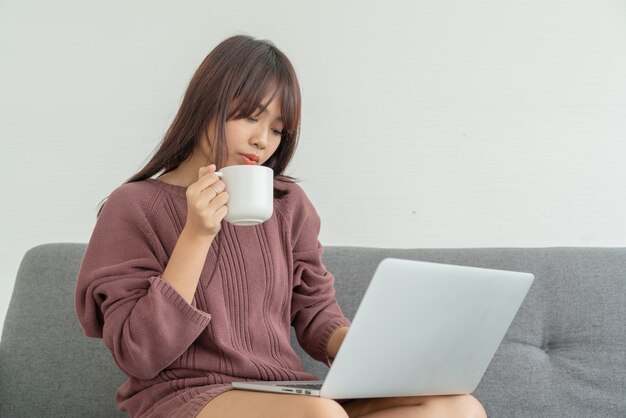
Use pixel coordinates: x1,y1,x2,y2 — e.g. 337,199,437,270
227,51,300,137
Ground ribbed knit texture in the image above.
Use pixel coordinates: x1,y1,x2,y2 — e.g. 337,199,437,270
75,178,351,418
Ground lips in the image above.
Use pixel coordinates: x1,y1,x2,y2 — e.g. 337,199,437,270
240,154,259,165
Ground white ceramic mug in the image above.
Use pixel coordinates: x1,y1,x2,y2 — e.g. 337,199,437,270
215,165,273,226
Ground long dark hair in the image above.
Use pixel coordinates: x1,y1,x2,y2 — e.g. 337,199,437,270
97,34,301,215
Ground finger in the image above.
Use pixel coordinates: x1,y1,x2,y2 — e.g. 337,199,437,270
198,164,216,180
205,180,225,194
197,201,228,227
195,185,228,210
213,205,229,222
205,191,229,213
189,173,221,195
196,181,226,205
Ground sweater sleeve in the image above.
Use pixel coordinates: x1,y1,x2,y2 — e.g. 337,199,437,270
74,185,211,380
288,185,351,367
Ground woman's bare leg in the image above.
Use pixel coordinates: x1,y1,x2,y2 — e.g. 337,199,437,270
342,394,487,418
196,389,349,418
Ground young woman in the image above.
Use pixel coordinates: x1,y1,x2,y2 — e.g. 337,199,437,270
75,34,486,418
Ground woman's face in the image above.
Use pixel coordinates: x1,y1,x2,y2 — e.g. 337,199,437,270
201,95,284,168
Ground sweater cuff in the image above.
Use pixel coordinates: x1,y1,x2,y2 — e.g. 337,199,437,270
149,276,212,326
316,317,352,368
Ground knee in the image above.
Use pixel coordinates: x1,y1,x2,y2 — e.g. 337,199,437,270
424,394,487,418
456,394,487,418
303,397,349,418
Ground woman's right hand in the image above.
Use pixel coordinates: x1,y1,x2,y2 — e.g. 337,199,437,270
184,164,229,238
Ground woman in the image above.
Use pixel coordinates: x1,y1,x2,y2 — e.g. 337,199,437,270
75,34,487,418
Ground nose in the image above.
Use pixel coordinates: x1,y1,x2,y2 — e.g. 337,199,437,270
250,125,269,150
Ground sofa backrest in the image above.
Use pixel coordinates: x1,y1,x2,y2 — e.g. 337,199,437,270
1,243,625,417
1,244,128,418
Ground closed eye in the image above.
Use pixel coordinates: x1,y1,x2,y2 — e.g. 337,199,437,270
246,116,282,136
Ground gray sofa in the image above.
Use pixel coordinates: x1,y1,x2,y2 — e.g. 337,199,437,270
1,243,625,417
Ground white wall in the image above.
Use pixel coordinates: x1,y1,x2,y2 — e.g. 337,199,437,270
1,0,625,337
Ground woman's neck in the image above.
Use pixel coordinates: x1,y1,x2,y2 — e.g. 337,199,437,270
157,153,208,187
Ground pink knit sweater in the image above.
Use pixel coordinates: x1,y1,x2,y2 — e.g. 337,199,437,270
75,178,351,418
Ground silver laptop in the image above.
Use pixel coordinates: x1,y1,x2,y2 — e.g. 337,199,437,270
232,258,534,399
